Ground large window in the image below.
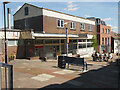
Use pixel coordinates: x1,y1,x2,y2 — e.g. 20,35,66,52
80,23,85,30
35,40,43,44
102,38,104,45
108,38,109,45
57,19,64,28
8,40,18,46
105,29,107,33
53,40,59,43
70,21,75,29
25,7,29,16
108,29,110,33
88,24,92,31
105,38,107,45
45,40,52,44
102,28,104,33
87,43,92,47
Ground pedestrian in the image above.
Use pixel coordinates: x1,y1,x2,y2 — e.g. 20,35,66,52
94,52,98,61
103,49,106,53
99,53,102,62
96,52,100,61
101,53,104,61
92,53,95,61
107,52,113,62
103,53,106,61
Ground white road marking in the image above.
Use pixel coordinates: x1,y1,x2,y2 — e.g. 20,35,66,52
31,74,55,81
53,69,75,74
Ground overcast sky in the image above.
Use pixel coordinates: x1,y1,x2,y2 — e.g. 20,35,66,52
0,1,119,33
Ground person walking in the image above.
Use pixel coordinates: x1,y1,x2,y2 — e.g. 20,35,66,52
101,53,104,61
103,49,106,53
107,52,113,62
103,53,106,61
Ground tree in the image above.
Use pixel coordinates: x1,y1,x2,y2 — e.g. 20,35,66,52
91,34,99,50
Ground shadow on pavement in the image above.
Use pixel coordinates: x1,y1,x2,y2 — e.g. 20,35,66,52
39,59,120,89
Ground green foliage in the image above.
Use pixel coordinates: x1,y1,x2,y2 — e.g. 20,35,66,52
91,35,99,50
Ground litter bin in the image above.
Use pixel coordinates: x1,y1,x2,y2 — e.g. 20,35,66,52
58,56,66,68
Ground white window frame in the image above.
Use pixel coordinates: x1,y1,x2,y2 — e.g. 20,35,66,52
70,21,76,30
88,24,92,31
57,19,64,28
80,23,85,30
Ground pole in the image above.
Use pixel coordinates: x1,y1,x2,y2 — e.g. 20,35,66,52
66,28,69,69
3,2,7,89
4,3,7,64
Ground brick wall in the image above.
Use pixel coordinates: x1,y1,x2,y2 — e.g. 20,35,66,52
43,16,95,35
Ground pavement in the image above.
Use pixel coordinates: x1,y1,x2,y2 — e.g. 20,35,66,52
2,53,120,89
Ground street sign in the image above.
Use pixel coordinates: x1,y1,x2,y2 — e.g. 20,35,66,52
67,36,69,43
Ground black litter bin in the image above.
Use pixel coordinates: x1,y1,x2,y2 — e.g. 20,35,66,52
58,56,66,68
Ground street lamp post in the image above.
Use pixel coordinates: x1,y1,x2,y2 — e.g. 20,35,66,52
3,2,10,89
3,1,10,64
66,28,68,56
64,22,69,69
66,27,69,69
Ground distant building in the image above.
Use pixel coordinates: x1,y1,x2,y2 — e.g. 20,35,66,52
13,3,96,59
0,29,21,62
111,31,120,53
87,17,111,53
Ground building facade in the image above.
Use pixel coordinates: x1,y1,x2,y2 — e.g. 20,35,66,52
13,3,96,59
111,32,120,53
87,17,111,53
0,29,21,62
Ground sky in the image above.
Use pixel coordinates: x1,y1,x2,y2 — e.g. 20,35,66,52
0,1,119,33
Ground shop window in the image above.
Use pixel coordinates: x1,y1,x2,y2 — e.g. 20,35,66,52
73,44,77,49
87,43,92,47
35,40,43,44
45,40,52,44
61,40,64,43
53,40,59,43
79,44,83,48
83,39,86,42
83,44,86,48
79,39,82,42
73,40,77,43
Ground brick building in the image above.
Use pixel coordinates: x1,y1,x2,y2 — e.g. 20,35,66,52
87,17,111,53
13,3,96,59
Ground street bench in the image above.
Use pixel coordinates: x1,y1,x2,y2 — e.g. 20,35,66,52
64,56,87,72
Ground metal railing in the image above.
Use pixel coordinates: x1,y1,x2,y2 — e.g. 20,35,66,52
0,63,13,90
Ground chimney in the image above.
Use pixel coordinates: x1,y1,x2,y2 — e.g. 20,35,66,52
7,8,11,29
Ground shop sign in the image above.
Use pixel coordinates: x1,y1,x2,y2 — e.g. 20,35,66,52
35,46,43,48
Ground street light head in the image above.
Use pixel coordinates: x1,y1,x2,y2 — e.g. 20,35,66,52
64,22,68,25
3,1,10,4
